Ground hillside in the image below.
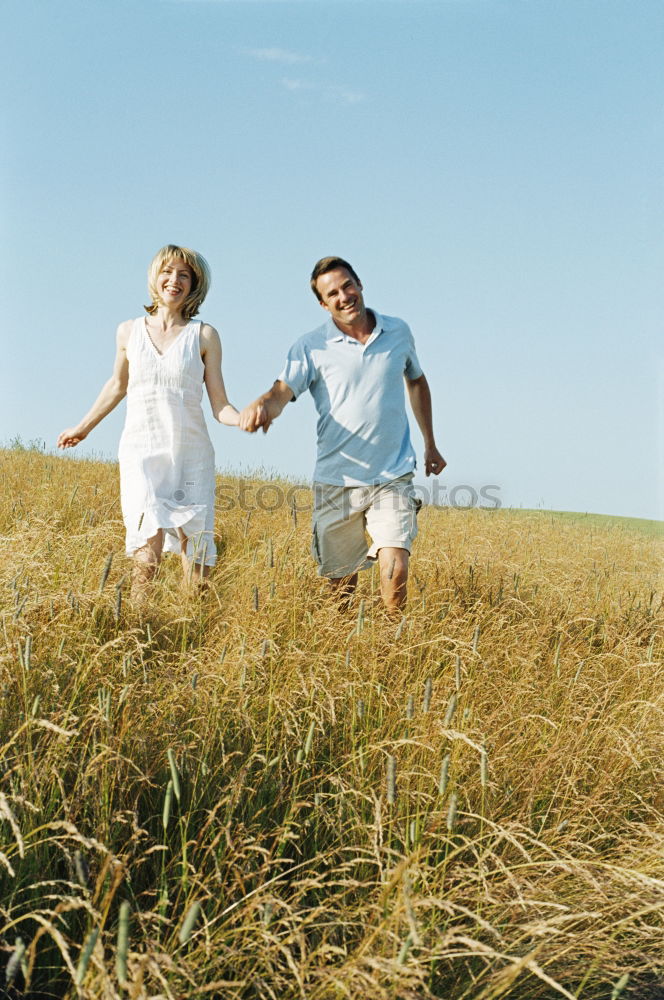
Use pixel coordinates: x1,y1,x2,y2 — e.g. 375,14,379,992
0,449,663,999
498,507,663,540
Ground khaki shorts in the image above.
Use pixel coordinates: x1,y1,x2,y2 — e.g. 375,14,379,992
311,473,421,578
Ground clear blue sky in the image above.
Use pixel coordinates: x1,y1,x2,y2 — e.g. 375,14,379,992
3,0,663,519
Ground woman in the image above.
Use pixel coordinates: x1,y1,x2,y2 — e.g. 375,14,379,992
57,245,239,598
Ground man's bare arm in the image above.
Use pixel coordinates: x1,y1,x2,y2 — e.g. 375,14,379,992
406,373,447,477
239,380,295,434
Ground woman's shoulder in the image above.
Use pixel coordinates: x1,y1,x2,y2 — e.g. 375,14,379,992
116,317,141,347
199,321,220,342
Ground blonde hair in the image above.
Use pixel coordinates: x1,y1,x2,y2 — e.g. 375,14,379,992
145,244,211,320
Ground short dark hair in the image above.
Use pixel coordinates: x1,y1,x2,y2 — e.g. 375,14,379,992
310,256,361,302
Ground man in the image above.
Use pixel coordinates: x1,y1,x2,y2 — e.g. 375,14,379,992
239,256,446,611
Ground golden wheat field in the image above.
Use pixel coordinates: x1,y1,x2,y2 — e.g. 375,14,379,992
1,447,663,1000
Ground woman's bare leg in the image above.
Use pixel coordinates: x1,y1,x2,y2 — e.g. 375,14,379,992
178,531,211,593
131,530,164,603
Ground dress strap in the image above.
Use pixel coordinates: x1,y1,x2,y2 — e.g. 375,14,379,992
192,320,204,360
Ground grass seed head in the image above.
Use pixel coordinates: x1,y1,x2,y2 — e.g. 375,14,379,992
397,931,414,965
75,928,99,985
167,749,181,802
304,718,316,758
443,692,458,727
116,900,130,985
423,676,433,712
356,598,365,635
98,552,113,593
611,973,630,999
480,749,489,788
6,937,25,986
439,754,450,797
446,792,458,833
179,901,203,945
74,849,89,888
13,595,28,621
163,779,174,832
386,754,397,805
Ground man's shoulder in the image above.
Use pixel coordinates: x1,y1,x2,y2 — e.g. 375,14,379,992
289,320,332,354
375,312,413,340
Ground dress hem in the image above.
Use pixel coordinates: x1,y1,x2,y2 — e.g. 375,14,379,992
124,499,217,566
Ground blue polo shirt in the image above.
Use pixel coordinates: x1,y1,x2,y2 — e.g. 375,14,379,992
277,311,423,486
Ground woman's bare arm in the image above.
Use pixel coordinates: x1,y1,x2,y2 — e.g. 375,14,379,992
201,324,239,426
57,322,131,449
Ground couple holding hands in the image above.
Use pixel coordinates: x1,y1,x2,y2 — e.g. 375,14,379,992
57,245,446,609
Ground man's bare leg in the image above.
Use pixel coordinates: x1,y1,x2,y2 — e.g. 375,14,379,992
329,573,358,606
131,530,163,604
377,547,409,613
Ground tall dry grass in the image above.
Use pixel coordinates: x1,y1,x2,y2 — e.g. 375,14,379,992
0,447,662,999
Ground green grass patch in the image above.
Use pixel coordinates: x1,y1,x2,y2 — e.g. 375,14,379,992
500,507,663,539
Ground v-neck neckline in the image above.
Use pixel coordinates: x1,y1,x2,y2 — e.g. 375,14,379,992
143,318,190,359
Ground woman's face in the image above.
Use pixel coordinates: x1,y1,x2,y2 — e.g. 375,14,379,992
157,258,193,310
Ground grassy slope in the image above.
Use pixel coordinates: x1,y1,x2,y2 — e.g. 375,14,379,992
0,449,663,1000
499,508,663,539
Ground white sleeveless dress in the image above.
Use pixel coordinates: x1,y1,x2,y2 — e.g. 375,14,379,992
118,317,217,566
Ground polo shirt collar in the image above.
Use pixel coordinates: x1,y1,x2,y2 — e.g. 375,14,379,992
327,309,384,343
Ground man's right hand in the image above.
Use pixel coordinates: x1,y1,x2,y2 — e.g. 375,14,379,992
239,381,294,434
239,401,272,434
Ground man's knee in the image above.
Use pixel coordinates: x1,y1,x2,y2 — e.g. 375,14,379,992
379,547,409,581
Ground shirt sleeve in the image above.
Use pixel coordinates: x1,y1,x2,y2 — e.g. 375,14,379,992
403,323,424,381
277,336,316,400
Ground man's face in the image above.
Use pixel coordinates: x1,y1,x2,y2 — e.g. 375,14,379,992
315,268,366,325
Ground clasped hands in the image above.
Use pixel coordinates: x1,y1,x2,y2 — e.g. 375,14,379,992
238,401,272,434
